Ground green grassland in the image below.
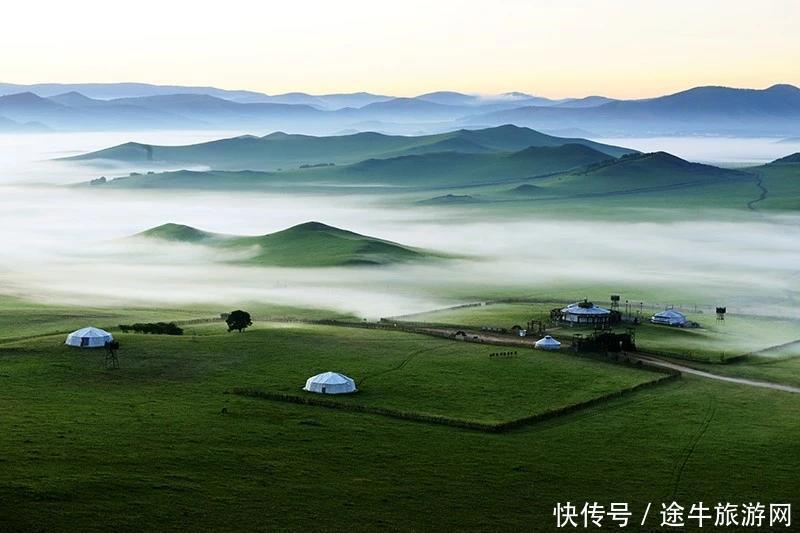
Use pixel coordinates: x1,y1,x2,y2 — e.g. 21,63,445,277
0,295,350,342
137,221,445,267
753,159,800,210
1,317,799,531
401,301,559,326
0,297,204,342
227,324,658,423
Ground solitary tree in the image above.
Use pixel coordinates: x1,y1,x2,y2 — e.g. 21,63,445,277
226,310,252,332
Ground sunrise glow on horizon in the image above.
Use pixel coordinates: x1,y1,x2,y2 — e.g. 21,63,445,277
3,0,798,98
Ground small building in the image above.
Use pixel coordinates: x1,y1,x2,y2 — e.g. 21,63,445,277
560,300,612,327
303,372,357,395
535,335,562,350
651,309,687,326
572,331,635,353
510,325,527,337
65,327,113,348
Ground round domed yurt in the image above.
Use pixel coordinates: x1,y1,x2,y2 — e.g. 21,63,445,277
651,309,687,326
560,300,611,327
303,372,357,395
534,335,562,351
65,327,113,348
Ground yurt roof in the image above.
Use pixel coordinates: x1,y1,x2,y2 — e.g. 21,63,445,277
536,335,561,344
69,327,112,337
307,372,353,385
653,310,686,319
561,302,611,315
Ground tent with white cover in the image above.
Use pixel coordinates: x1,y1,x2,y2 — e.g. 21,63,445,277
303,372,357,394
560,300,612,326
651,309,687,326
65,327,113,348
535,335,562,350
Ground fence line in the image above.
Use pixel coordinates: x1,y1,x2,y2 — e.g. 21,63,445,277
233,373,678,433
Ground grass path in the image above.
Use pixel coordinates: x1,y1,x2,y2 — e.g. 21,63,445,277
670,393,717,499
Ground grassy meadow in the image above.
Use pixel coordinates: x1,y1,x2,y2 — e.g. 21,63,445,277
0,296,350,342
1,313,799,531
229,323,658,423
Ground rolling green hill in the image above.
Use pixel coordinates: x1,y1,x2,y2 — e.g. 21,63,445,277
308,143,614,185
769,152,800,165
91,143,616,190
508,151,755,196
65,125,636,170
139,223,221,242
136,222,441,267
743,154,800,209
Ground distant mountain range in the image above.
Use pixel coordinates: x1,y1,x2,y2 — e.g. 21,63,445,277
135,221,441,267
4,81,797,136
0,82,605,110
65,125,635,171
465,85,800,136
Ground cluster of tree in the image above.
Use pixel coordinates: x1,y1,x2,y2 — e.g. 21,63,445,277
89,176,107,186
298,162,335,169
226,310,252,332
118,322,184,335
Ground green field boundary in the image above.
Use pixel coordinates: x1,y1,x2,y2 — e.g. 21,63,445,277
232,372,679,433
0,317,223,347
638,347,748,364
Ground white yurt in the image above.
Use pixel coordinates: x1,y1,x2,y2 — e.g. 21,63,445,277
651,309,687,326
303,372,357,394
65,327,113,348
535,335,562,350
560,300,612,326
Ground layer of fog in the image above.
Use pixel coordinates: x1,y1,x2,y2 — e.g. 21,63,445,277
1,184,799,321
596,137,800,166
0,130,245,185
0,132,798,329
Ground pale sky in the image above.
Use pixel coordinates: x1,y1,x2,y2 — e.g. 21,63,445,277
3,0,798,98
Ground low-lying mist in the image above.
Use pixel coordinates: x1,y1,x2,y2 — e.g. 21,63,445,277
1,184,799,322
596,136,800,166
0,130,244,185
1,131,798,329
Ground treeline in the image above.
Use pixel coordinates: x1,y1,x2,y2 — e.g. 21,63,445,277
118,322,183,335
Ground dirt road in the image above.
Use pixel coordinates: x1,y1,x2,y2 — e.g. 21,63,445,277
634,354,800,394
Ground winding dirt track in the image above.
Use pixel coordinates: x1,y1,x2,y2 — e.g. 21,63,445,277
634,354,800,394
